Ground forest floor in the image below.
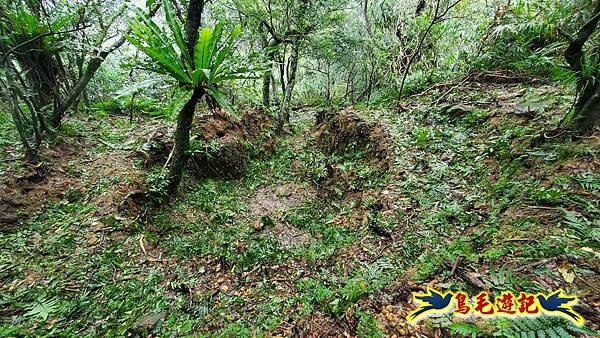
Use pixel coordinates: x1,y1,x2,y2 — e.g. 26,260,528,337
1,79,600,337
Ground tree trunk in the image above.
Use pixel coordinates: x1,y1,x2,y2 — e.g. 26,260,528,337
263,74,271,108
51,5,161,128
270,72,279,107
186,0,205,56
363,0,374,41
366,62,375,106
344,62,356,103
279,61,286,97
575,81,600,129
277,39,300,131
53,53,105,127
165,0,205,194
326,61,331,101
166,88,205,192
7,91,35,160
1,56,37,159
260,28,272,108
565,0,600,130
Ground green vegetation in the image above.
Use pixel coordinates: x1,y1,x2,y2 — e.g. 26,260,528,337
1,0,600,337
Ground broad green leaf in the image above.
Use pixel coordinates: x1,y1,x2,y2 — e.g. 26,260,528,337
128,5,181,66
192,67,208,84
194,28,213,71
168,87,193,119
211,26,241,73
206,87,239,119
115,79,161,97
162,0,191,64
25,297,59,321
125,34,191,83
208,21,225,65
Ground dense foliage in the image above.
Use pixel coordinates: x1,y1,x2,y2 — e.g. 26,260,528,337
2,0,599,149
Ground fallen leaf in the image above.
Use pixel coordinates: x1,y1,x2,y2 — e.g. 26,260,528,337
558,263,575,284
85,233,98,245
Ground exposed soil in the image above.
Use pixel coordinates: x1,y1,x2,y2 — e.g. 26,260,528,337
190,109,273,180
265,222,314,249
248,182,313,218
314,108,391,170
0,142,82,230
249,182,315,248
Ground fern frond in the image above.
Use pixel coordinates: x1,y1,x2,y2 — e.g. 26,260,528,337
25,297,60,321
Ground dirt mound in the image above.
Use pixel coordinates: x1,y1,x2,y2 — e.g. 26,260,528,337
137,126,175,168
189,109,272,180
136,109,272,180
0,143,81,230
314,108,391,169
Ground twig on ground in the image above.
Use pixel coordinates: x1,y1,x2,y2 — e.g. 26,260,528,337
450,256,461,277
524,205,560,211
443,261,487,291
514,257,559,273
162,145,175,169
0,157,21,162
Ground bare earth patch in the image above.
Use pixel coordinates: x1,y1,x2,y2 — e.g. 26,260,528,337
248,182,313,217
265,222,314,249
249,182,315,249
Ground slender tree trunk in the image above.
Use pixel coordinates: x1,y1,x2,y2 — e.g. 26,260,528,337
277,39,300,131
363,0,374,41
2,84,35,160
185,0,205,56
260,27,272,108
279,61,286,97
52,6,161,128
270,72,279,107
326,62,331,101
263,70,271,108
344,62,356,103
1,56,37,159
564,0,600,129
396,0,461,109
166,88,205,192
165,0,205,194
53,53,106,127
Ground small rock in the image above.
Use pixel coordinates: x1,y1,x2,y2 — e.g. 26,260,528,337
133,311,166,330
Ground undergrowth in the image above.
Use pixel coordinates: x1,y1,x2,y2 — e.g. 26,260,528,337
1,83,599,336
